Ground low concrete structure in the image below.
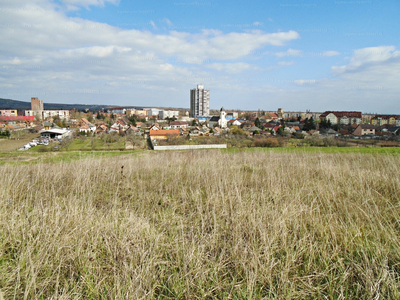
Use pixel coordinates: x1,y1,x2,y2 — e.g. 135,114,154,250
39,128,72,139
153,144,227,151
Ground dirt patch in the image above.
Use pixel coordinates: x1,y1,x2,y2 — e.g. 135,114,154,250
0,133,40,152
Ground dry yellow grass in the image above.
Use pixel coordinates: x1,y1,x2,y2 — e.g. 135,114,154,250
1,150,400,299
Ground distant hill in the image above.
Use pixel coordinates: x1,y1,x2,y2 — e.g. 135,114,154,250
0,98,188,112
0,98,31,110
0,98,115,112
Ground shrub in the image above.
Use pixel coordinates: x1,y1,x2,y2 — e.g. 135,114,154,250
266,138,280,147
254,138,269,147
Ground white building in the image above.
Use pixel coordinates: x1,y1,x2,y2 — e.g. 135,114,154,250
159,110,179,119
148,108,161,116
25,110,70,120
39,128,72,139
190,84,210,117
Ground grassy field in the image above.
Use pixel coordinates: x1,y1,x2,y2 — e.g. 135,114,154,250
1,150,400,299
67,135,126,151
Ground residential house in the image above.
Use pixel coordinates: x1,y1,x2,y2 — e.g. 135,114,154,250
109,119,129,133
79,118,96,133
208,116,220,128
387,126,400,135
285,126,300,134
125,126,142,135
149,123,161,131
246,126,262,135
228,119,242,127
353,124,377,136
273,125,281,135
170,121,188,129
95,124,108,134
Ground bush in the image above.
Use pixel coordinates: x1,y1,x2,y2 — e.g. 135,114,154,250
254,139,269,147
266,138,280,147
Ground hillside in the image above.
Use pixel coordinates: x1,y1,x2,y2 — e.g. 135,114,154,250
0,150,399,298
0,98,115,112
0,98,188,112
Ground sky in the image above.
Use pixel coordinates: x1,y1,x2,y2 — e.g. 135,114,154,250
0,0,399,113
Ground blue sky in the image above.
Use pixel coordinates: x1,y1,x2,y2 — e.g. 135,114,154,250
0,0,399,113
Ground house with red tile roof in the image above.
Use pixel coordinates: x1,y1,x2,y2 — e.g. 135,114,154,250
228,119,242,127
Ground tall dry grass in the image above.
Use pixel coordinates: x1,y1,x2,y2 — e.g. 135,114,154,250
1,150,400,299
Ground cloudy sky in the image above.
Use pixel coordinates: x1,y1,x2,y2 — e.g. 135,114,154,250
0,0,399,113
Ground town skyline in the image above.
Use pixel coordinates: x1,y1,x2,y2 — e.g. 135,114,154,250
1,0,399,113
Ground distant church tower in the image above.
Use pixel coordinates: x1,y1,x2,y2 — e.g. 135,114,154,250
218,107,227,129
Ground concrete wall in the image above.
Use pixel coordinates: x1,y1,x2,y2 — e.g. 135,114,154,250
153,144,227,151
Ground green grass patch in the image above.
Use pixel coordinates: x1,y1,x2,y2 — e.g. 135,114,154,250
0,150,144,166
67,136,125,151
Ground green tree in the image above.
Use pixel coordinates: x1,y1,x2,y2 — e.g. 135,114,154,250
255,118,261,128
87,113,94,123
230,125,245,135
320,119,332,129
165,116,176,124
127,116,137,126
303,117,316,131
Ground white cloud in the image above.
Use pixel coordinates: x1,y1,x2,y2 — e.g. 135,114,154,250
206,63,258,74
332,46,400,74
150,20,157,30
276,48,302,57
278,61,294,66
10,1,399,112
294,79,317,85
163,18,173,27
59,0,119,9
0,0,302,107
322,51,340,56
253,21,263,26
